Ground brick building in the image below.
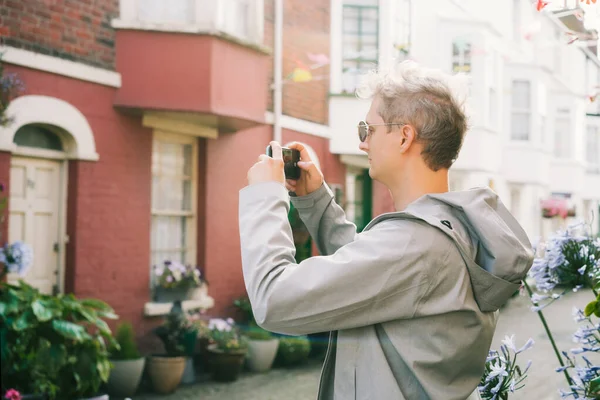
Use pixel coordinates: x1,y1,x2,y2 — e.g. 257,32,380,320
0,0,357,345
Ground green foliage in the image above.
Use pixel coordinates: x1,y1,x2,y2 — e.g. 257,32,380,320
244,325,274,341
110,322,141,360
153,306,198,357
0,281,118,399
275,335,311,367
233,296,255,326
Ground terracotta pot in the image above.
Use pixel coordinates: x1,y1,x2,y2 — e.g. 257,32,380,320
207,344,247,382
147,355,186,394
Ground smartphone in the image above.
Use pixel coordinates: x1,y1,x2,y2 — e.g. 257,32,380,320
266,145,301,180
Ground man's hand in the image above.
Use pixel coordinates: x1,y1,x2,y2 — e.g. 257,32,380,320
247,141,285,186
285,142,324,196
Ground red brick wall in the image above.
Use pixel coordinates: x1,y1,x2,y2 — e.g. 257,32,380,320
264,0,331,125
0,0,118,69
6,65,153,335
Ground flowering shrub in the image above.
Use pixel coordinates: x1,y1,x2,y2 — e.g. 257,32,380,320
526,224,600,397
153,260,204,290
479,335,534,400
208,318,247,353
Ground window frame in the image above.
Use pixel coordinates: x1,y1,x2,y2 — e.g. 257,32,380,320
341,3,380,94
150,131,198,285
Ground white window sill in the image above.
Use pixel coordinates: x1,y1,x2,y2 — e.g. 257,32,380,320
144,294,215,317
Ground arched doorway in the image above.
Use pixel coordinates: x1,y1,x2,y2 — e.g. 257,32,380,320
0,95,99,294
8,124,68,294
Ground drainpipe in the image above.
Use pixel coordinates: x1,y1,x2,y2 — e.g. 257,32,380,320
273,0,283,143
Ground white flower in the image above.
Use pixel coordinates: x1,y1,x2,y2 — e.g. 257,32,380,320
502,335,517,352
516,338,535,354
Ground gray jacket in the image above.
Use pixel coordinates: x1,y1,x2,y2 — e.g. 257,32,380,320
238,182,534,400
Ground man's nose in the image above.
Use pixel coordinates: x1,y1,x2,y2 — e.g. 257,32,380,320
358,140,369,153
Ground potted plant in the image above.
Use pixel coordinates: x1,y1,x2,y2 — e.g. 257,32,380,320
207,318,248,382
0,281,118,400
106,321,145,397
152,260,205,303
147,303,194,393
233,296,279,373
244,326,279,373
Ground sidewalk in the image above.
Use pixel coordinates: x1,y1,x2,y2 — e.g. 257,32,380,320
133,289,596,399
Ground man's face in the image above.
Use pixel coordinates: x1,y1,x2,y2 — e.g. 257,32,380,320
359,96,398,182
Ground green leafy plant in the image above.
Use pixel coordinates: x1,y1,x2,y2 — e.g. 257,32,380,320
0,281,118,399
110,322,141,360
153,304,198,357
275,335,311,367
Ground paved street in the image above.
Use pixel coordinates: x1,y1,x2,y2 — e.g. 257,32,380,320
133,288,598,399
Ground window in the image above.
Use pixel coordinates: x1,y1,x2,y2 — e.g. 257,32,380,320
13,124,64,151
511,80,531,140
150,133,198,285
587,125,600,173
554,109,571,158
138,0,194,24
341,0,379,94
117,0,263,43
452,39,472,74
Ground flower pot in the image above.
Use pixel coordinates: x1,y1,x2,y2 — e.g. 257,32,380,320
147,355,186,394
246,338,280,372
207,344,247,382
106,357,146,397
78,395,108,400
20,395,47,400
154,287,193,303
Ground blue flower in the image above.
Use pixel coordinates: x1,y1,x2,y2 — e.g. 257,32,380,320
0,241,33,276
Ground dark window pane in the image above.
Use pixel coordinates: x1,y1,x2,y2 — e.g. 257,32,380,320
13,125,64,151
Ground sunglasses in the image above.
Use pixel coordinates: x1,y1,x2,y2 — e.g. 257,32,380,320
357,121,407,142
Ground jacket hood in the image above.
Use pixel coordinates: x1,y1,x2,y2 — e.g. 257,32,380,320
403,187,534,312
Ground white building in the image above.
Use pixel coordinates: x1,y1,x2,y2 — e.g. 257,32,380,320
328,0,600,240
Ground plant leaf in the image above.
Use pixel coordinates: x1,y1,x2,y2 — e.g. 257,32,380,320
13,309,35,331
52,320,88,341
585,301,597,317
97,358,111,382
32,299,54,322
80,299,112,311
589,376,600,394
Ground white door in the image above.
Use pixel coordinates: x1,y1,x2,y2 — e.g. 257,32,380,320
8,157,62,294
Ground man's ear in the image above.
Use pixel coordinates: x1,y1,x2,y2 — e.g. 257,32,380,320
399,125,416,153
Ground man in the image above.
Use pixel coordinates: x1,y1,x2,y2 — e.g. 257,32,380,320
238,61,533,399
